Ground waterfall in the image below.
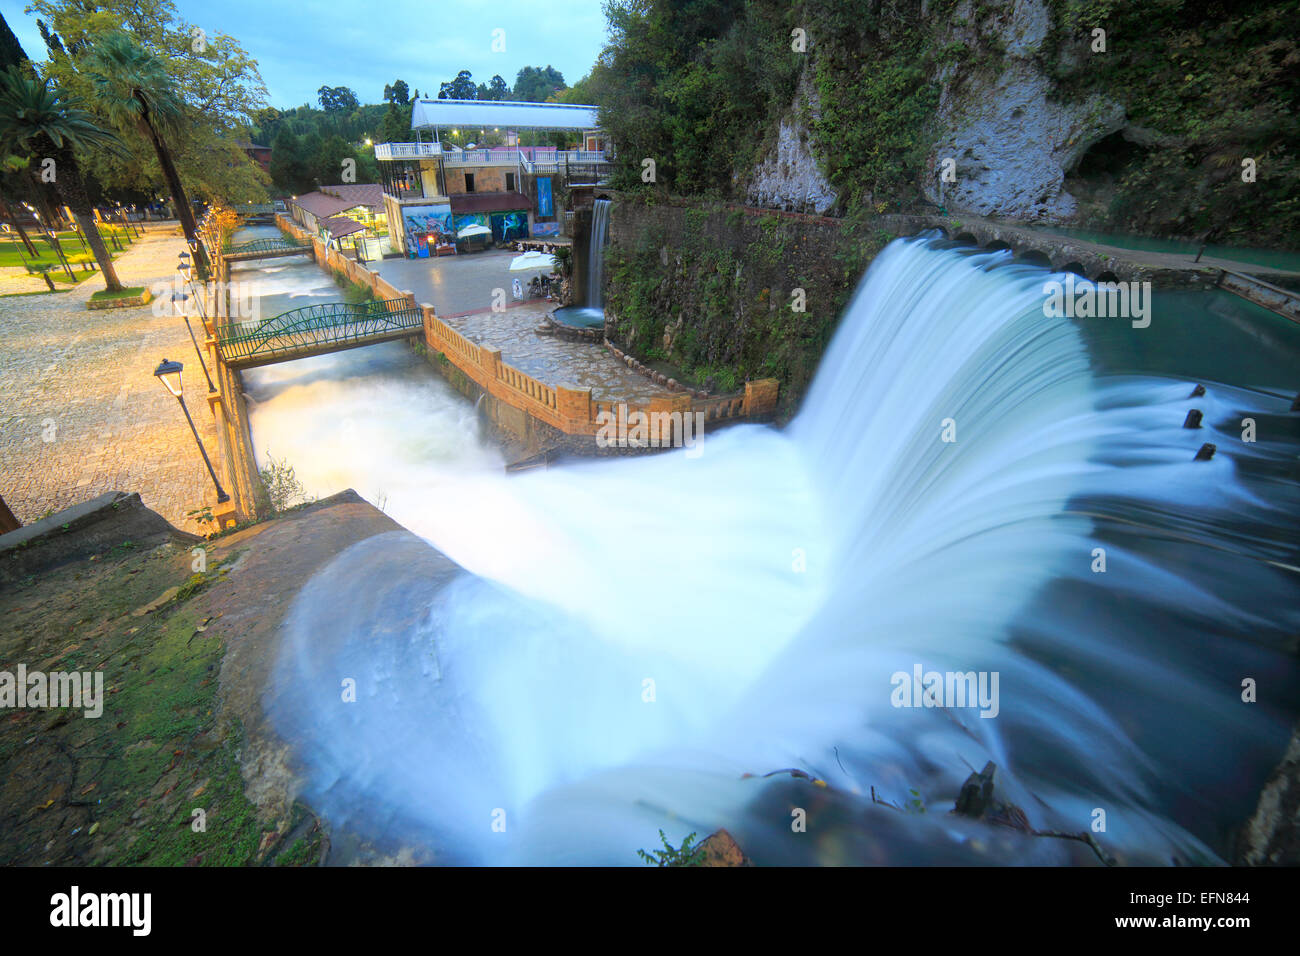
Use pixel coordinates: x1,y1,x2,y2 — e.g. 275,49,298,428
261,235,1300,865
586,198,611,309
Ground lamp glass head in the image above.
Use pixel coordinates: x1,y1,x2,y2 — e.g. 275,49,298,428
153,358,184,398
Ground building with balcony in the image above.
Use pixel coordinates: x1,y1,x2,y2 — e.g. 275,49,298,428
375,98,609,257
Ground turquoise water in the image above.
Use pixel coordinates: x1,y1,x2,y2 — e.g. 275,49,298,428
551,305,605,329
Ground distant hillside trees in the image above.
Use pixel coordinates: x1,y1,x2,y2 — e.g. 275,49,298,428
513,65,566,102
438,70,477,100
317,85,359,113
383,79,409,105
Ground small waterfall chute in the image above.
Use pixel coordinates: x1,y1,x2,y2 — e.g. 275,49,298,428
587,198,611,309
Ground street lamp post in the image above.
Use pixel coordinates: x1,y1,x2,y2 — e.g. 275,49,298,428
153,358,229,504
177,252,207,322
172,293,216,393
70,218,89,252
26,203,75,281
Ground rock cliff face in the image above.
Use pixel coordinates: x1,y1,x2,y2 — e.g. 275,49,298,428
743,78,838,215
740,0,1130,224
923,0,1126,220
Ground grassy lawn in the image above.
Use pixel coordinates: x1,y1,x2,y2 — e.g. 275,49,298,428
0,225,136,270
0,286,75,297
89,286,146,301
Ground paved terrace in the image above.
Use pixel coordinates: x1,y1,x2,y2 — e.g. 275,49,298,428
0,225,221,531
373,249,547,315
374,250,671,402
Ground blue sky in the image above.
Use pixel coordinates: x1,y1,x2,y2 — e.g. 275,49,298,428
2,0,609,108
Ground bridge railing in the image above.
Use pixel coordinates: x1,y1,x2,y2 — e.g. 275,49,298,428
218,298,423,365
224,236,314,256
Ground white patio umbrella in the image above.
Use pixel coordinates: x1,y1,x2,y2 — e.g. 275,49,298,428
457,223,492,239
508,251,556,272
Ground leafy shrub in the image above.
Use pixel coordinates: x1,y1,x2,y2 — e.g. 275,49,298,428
637,829,707,867
259,451,311,514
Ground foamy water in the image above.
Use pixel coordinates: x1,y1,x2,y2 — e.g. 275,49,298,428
245,236,1300,864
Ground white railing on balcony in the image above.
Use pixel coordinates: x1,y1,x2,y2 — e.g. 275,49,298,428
430,146,607,167
374,141,443,161
444,146,525,165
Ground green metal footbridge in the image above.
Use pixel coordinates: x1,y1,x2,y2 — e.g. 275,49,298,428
217,298,423,369
223,236,315,260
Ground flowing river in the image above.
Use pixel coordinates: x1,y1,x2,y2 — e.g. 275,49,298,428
236,231,1300,865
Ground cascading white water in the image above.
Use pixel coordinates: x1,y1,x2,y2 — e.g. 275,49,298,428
261,236,1300,865
586,198,611,309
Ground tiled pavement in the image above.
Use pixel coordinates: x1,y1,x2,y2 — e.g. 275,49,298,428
444,306,672,403
0,225,222,532
371,250,673,403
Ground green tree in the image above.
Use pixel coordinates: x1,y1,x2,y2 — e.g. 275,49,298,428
476,74,510,101
315,133,352,187
379,102,411,144
28,0,269,208
268,129,312,194
555,69,604,105
0,11,44,252
438,70,477,100
595,0,799,195
0,66,125,290
317,85,359,113
83,32,205,271
383,79,409,105
0,10,27,70
512,65,566,102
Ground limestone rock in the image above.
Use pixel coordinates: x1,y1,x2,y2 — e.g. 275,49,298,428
744,76,838,215
923,0,1126,221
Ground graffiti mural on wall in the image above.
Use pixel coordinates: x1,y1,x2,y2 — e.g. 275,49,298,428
491,212,529,243
533,222,560,236
403,203,454,256
452,213,490,235
448,211,530,244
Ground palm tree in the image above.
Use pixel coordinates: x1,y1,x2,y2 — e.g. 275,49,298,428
84,33,208,277
0,66,125,292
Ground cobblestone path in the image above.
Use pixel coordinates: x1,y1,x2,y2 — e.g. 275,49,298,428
0,225,222,532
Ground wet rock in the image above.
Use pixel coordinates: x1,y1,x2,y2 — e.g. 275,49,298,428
953,761,1032,832
1237,720,1300,864
698,828,752,867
